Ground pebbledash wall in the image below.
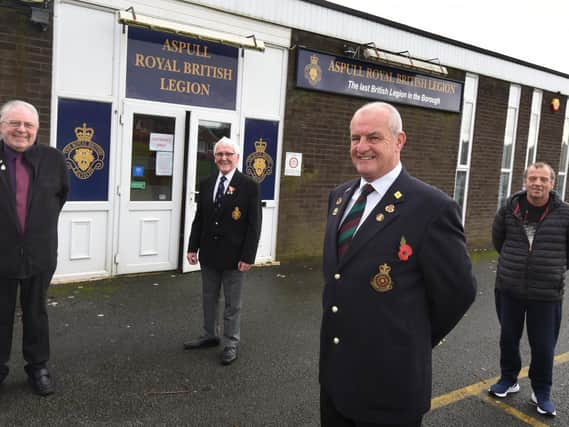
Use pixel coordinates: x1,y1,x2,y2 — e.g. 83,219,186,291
2,0,569,277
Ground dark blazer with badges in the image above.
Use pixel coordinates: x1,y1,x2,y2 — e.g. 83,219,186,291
320,169,476,424
188,169,261,270
0,140,69,279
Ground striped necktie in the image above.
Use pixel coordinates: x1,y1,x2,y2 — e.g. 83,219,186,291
214,175,226,210
337,184,374,258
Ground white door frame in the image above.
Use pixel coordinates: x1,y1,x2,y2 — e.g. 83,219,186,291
115,100,187,274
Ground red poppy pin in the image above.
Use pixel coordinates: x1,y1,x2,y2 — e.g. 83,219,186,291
398,236,413,261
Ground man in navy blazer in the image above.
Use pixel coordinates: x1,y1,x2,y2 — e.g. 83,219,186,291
320,102,476,426
185,137,261,365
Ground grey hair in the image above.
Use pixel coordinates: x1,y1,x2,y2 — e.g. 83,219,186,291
214,136,240,155
524,162,555,181
352,102,403,137
0,100,40,127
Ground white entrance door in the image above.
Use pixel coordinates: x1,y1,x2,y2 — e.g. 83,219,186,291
181,111,237,273
116,102,186,274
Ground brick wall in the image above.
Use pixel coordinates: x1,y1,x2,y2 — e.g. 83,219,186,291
464,76,509,247
510,86,532,190
509,88,567,199
537,90,565,180
0,2,53,144
277,29,569,260
277,29,464,260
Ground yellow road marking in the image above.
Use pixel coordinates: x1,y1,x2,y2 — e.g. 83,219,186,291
431,351,569,424
481,395,549,427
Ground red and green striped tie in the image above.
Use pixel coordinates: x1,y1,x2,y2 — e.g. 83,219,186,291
337,184,374,258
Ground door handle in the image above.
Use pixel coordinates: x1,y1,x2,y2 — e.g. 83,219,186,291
189,190,200,202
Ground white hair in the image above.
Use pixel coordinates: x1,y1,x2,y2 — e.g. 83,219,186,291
352,102,403,137
214,136,240,155
0,100,40,127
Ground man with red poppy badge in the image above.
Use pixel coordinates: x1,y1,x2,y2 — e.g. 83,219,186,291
320,102,476,427
185,137,261,366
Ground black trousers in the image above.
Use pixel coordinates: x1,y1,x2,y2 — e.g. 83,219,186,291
321,387,423,427
495,289,562,395
0,270,54,375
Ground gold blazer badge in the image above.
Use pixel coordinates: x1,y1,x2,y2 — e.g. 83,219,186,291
370,263,393,292
232,207,242,220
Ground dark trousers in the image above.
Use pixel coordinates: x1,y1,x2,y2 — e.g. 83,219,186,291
495,289,562,395
0,270,54,375
320,387,422,427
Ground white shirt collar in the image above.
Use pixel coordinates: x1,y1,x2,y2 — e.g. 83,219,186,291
358,162,402,197
218,168,236,184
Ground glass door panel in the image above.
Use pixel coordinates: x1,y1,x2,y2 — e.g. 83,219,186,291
130,114,176,201
195,120,231,191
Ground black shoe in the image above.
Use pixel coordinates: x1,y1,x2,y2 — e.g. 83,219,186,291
221,346,238,365
183,336,220,350
27,367,55,396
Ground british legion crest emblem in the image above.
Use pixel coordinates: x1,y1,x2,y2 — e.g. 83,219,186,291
370,263,393,293
304,54,322,87
232,207,242,221
62,123,105,180
245,138,273,183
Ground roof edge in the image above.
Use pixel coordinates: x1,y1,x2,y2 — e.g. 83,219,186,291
301,0,569,80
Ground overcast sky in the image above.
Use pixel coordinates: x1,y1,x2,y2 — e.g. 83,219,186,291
327,0,569,75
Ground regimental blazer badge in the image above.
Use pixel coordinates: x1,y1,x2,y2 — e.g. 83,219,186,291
304,54,322,87
62,123,105,180
370,263,393,293
245,138,273,183
232,207,242,221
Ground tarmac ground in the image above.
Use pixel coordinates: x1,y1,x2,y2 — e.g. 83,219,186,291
1,255,568,426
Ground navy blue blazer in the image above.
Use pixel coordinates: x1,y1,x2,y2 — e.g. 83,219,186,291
320,169,476,424
188,169,261,270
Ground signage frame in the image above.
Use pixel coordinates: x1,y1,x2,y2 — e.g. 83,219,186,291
295,47,464,113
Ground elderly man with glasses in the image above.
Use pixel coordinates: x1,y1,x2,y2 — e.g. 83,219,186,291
0,100,69,396
184,137,261,366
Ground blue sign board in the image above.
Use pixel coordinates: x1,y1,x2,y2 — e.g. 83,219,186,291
56,98,111,201
296,48,463,113
243,118,279,200
126,27,238,110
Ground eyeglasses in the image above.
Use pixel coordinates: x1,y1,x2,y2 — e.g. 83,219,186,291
214,152,236,158
2,120,37,130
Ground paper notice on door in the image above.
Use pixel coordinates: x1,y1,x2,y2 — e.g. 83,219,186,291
149,133,174,151
155,151,173,176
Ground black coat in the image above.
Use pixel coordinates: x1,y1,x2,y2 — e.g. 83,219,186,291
320,170,476,424
188,170,261,270
0,141,69,279
492,190,569,301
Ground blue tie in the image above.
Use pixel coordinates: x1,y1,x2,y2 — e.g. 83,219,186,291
215,176,226,210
